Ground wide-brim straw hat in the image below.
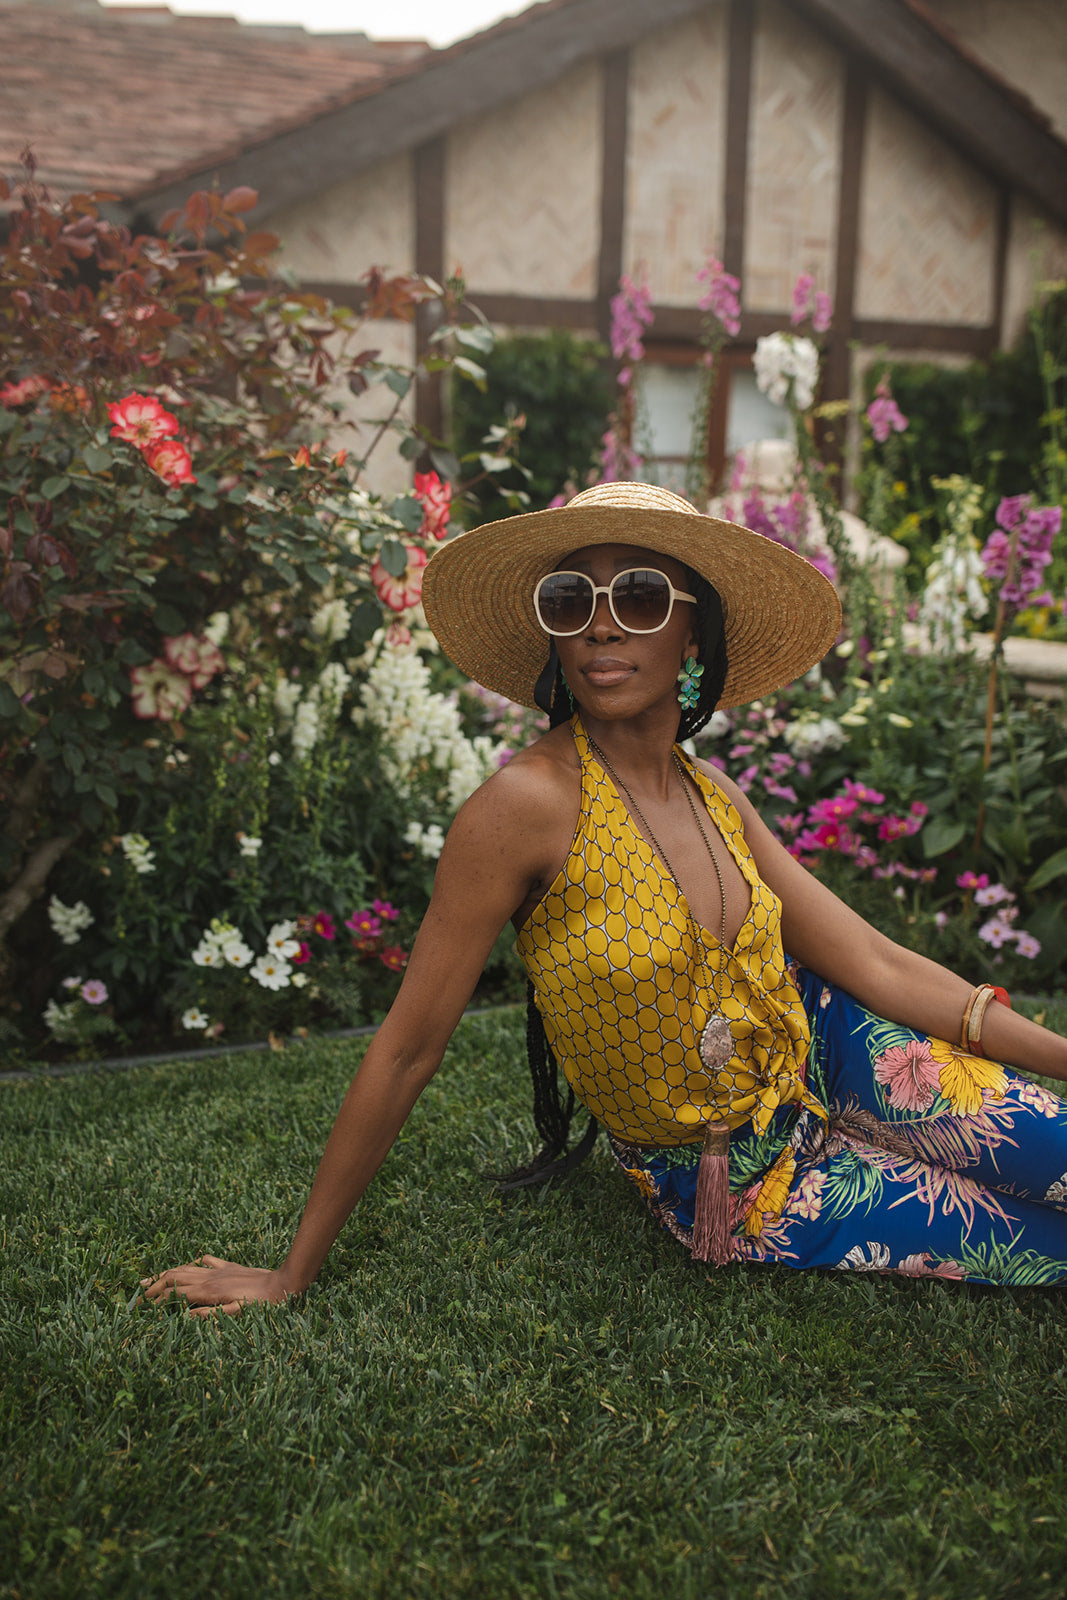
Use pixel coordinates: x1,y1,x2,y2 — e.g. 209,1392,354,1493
421,480,842,710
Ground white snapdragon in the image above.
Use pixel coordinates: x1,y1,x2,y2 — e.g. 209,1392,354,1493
754,332,820,411
318,661,352,716
356,646,506,805
48,895,94,946
311,598,351,644
43,998,80,1042
203,610,230,647
404,820,445,859
918,477,987,652
782,715,847,756
119,832,156,875
274,677,302,725
291,696,321,759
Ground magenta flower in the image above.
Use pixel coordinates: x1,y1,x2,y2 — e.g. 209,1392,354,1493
956,871,989,892
843,779,885,805
379,945,409,972
292,941,311,966
764,778,798,802
81,980,108,1006
877,815,910,842
791,273,814,327
981,495,1062,616
866,376,908,443
609,273,654,368
372,899,400,922
346,910,383,942
311,911,336,941
812,291,833,334
696,256,741,337
874,1039,941,1111
809,795,858,825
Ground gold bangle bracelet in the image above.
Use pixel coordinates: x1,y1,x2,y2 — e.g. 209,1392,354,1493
967,986,998,1054
959,984,989,1053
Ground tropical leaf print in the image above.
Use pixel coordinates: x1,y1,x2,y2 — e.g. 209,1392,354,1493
836,1241,891,1271
928,1037,1007,1114
954,1238,1067,1287
880,1153,1015,1232
818,1148,890,1221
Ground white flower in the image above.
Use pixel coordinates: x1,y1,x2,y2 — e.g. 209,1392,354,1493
268,751,282,767
292,697,320,759
237,832,263,858
274,677,302,724
220,937,254,969
291,971,308,989
203,610,230,647
404,820,445,859
311,598,351,644
318,661,352,715
753,332,820,411
48,895,94,946
119,832,156,875
192,939,224,968
782,716,846,757
250,953,292,990
61,975,83,991
182,1007,210,1030
43,998,80,1041
266,921,301,959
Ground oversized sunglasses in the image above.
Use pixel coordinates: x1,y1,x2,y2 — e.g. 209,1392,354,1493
533,567,697,637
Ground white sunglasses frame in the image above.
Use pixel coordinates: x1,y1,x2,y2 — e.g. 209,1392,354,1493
533,567,698,637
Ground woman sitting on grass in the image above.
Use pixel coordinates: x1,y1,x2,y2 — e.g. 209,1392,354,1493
145,482,1067,1311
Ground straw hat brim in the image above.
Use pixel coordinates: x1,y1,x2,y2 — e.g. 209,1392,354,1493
421,499,842,711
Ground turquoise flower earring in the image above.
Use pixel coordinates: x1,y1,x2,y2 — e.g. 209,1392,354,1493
677,656,703,710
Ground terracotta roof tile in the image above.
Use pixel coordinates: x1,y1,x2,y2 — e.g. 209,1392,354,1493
0,0,433,202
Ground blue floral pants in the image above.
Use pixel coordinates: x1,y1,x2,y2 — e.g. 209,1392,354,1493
609,968,1067,1286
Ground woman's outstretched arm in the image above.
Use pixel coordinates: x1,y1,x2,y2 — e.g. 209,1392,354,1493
711,766,1067,1083
141,751,574,1316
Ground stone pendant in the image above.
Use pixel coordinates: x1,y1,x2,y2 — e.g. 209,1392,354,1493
699,1010,734,1072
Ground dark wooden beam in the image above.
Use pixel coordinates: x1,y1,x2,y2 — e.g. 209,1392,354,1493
723,0,753,282
596,48,630,345
992,185,1011,351
786,0,1067,228
823,60,866,403
130,0,716,227
851,318,996,356
414,137,446,441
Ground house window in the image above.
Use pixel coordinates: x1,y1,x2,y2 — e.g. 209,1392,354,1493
637,351,794,496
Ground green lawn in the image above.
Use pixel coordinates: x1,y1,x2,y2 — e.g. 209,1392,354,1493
4,1005,1067,1600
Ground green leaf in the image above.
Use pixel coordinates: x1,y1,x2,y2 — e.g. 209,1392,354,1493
378,538,409,578
40,475,71,500
274,556,298,586
384,370,412,400
306,562,332,587
398,435,423,462
0,680,20,718
921,816,966,858
390,495,423,534
153,604,185,635
429,448,460,482
453,356,487,387
347,601,382,645
1026,846,1067,892
82,445,113,474
453,324,495,355
479,453,512,473
61,744,85,777
95,782,118,808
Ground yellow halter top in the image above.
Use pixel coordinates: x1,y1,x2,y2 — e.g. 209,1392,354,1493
516,715,825,1147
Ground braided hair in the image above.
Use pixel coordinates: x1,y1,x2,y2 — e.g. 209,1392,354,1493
502,570,728,1189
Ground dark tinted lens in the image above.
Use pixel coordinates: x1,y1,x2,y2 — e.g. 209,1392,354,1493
536,572,594,634
611,569,672,631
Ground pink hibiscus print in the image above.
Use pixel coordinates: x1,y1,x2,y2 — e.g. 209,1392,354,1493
873,1039,941,1111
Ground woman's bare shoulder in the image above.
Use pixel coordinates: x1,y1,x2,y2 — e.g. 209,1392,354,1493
450,723,580,841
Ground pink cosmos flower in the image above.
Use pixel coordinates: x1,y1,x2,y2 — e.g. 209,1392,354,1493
129,659,193,721
809,795,858,825
292,941,311,966
162,633,225,688
1015,932,1041,959
866,376,908,443
877,815,910,842
775,813,805,835
371,544,427,613
974,883,1013,908
843,779,885,804
414,471,452,540
957,871,988,892
978,917,1016,949
311,911,336,941
107,392,179,447
0,374,52,407
143,437,196,488
346,910,383,942
81,979,108,1005
764,779,798,802
380,945,408,972
874,1039,941,1111
696,256,741,338
372,899,400,922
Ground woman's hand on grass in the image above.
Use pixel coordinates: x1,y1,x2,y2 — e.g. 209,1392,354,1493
139,1255,292,1318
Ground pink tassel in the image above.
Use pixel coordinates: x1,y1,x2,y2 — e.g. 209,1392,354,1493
691,1124,731,1265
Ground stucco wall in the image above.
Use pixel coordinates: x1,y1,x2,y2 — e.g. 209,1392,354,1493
855,88,996,325
744,0,843,312
923,0,1067,145
267,153,414,283
623,7,728,304
1003,194,1067,348
446,60,601,299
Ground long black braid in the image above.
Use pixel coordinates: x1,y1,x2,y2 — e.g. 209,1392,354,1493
499,570,729,1190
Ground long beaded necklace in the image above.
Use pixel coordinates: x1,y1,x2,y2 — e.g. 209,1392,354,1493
584,733,734,1073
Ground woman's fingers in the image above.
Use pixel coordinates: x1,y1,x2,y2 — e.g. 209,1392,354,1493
138,1258,288,1314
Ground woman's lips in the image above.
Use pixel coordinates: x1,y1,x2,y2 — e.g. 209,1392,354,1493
583,658,635,687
